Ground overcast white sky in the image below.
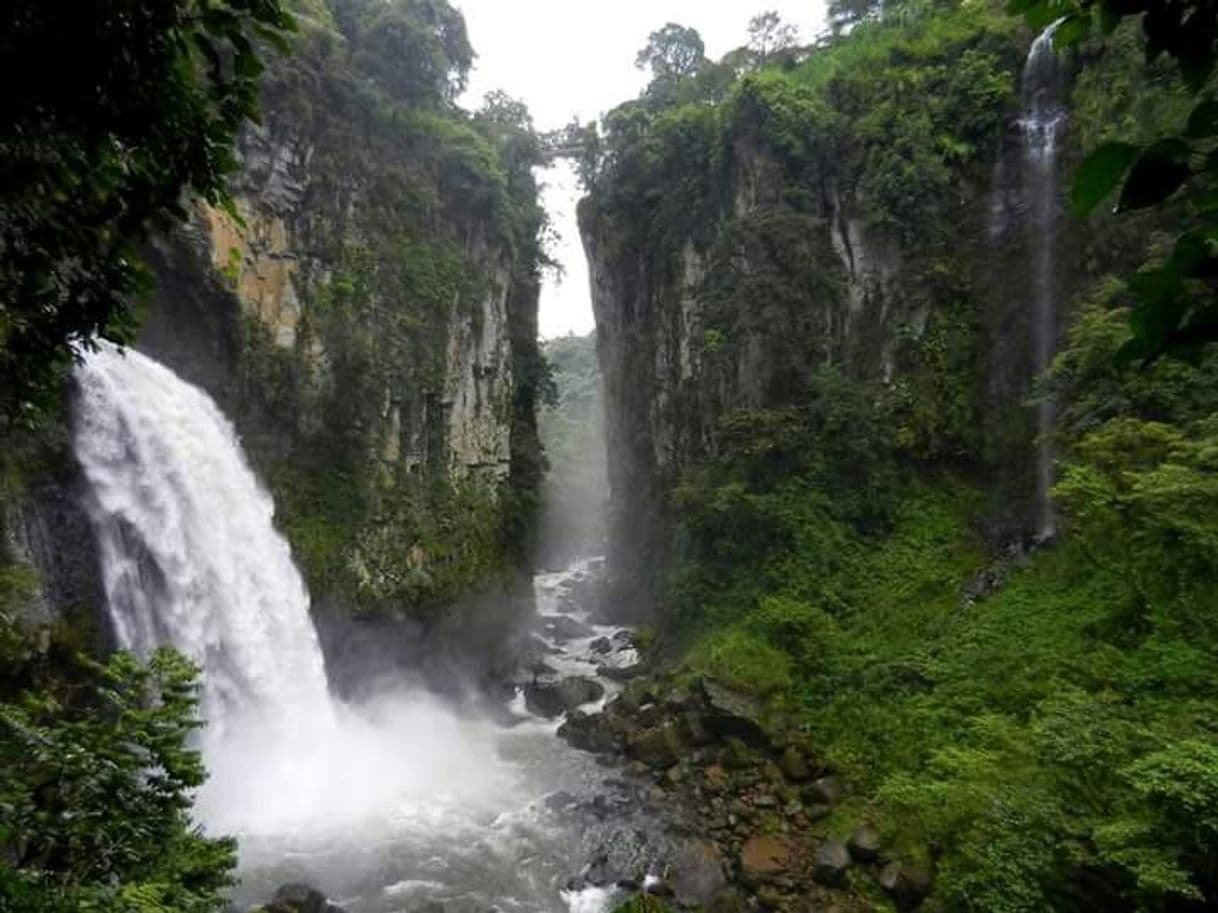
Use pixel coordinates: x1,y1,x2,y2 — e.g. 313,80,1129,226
456,1,829,338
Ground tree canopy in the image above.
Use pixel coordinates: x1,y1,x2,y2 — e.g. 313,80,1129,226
635,23,707,82
0,650,235,913
0,0,294,428
1014,0,1218,364
747,11,800,64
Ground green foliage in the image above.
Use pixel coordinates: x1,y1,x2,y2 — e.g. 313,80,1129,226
636,23,706,82
0,0,295,427
228,3,549,613
339,0,472,105
687,627,795,696
1014,0,1218,363
586,4,1017,255
0,650,236,913
665,279,1218,909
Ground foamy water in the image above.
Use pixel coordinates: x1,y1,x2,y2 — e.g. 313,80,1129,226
74,344,638,913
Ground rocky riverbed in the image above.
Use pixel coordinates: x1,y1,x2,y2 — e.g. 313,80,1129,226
243,559,929,913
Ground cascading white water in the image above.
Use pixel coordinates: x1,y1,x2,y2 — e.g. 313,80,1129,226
74,340,334,734
73,342,509,840
71,342,645,913
1020,22,1066,539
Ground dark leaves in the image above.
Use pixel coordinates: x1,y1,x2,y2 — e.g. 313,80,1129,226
1073,142,1140,215
1117,139,1192,212
1187,98,1218,138
0,0,294,426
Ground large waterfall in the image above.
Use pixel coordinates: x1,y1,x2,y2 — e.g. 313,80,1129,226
73,340,334,735
1019,23,1066,539
70,342,633,912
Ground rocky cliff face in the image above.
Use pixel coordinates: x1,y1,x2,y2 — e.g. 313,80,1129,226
582,149,937,608
579,20,1093,610
137,10,546,620
3,2,546,637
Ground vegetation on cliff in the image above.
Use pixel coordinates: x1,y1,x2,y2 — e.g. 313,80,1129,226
220,0,550,616
0,0,295,427
581,1,1218,910
0,0,550,908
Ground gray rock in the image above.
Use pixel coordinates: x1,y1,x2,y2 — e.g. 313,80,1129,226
267,883,347,913
698,679,768,746
806,774,843,805
678,711,711,746
812,840,851,886
525,677,605,718
667,842,721,910
780,745,813,781
599,663,644,682
625,722,683,768
847,825,883,863
558,709,621,753
879,861,933,909
590,636,613,654
582,854,624,887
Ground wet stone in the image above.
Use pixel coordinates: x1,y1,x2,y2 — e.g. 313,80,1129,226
847,825,882,863
806,775,843,806
739,835,792,885
879,862,933,910
813,840,851,887
266,883,347,913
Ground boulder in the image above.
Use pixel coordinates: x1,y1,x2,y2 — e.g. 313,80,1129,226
878,862,932,910
625,722,683,768
524,677,605,718
558,709,620,753
670,840,729,907
780,745,813,782
739,835,791,885
813,840,851,887
266,883,346,913
806,774,843,806
698,679,769,746
543,615,596,642
590,636,613,654
847,825,882,863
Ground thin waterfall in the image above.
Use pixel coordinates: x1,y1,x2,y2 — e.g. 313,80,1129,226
73,340,334,738
1019,22,1066,540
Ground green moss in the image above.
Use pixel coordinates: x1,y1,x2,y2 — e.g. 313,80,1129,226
686,627,794,696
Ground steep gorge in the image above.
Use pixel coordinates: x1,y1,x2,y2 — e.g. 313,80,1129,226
580,10,1144,611
2,0,549,659
562,10,1218,912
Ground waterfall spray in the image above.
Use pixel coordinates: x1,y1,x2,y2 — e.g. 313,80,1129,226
74,340,334,734
73,341,508,842
1019,22,1066,540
